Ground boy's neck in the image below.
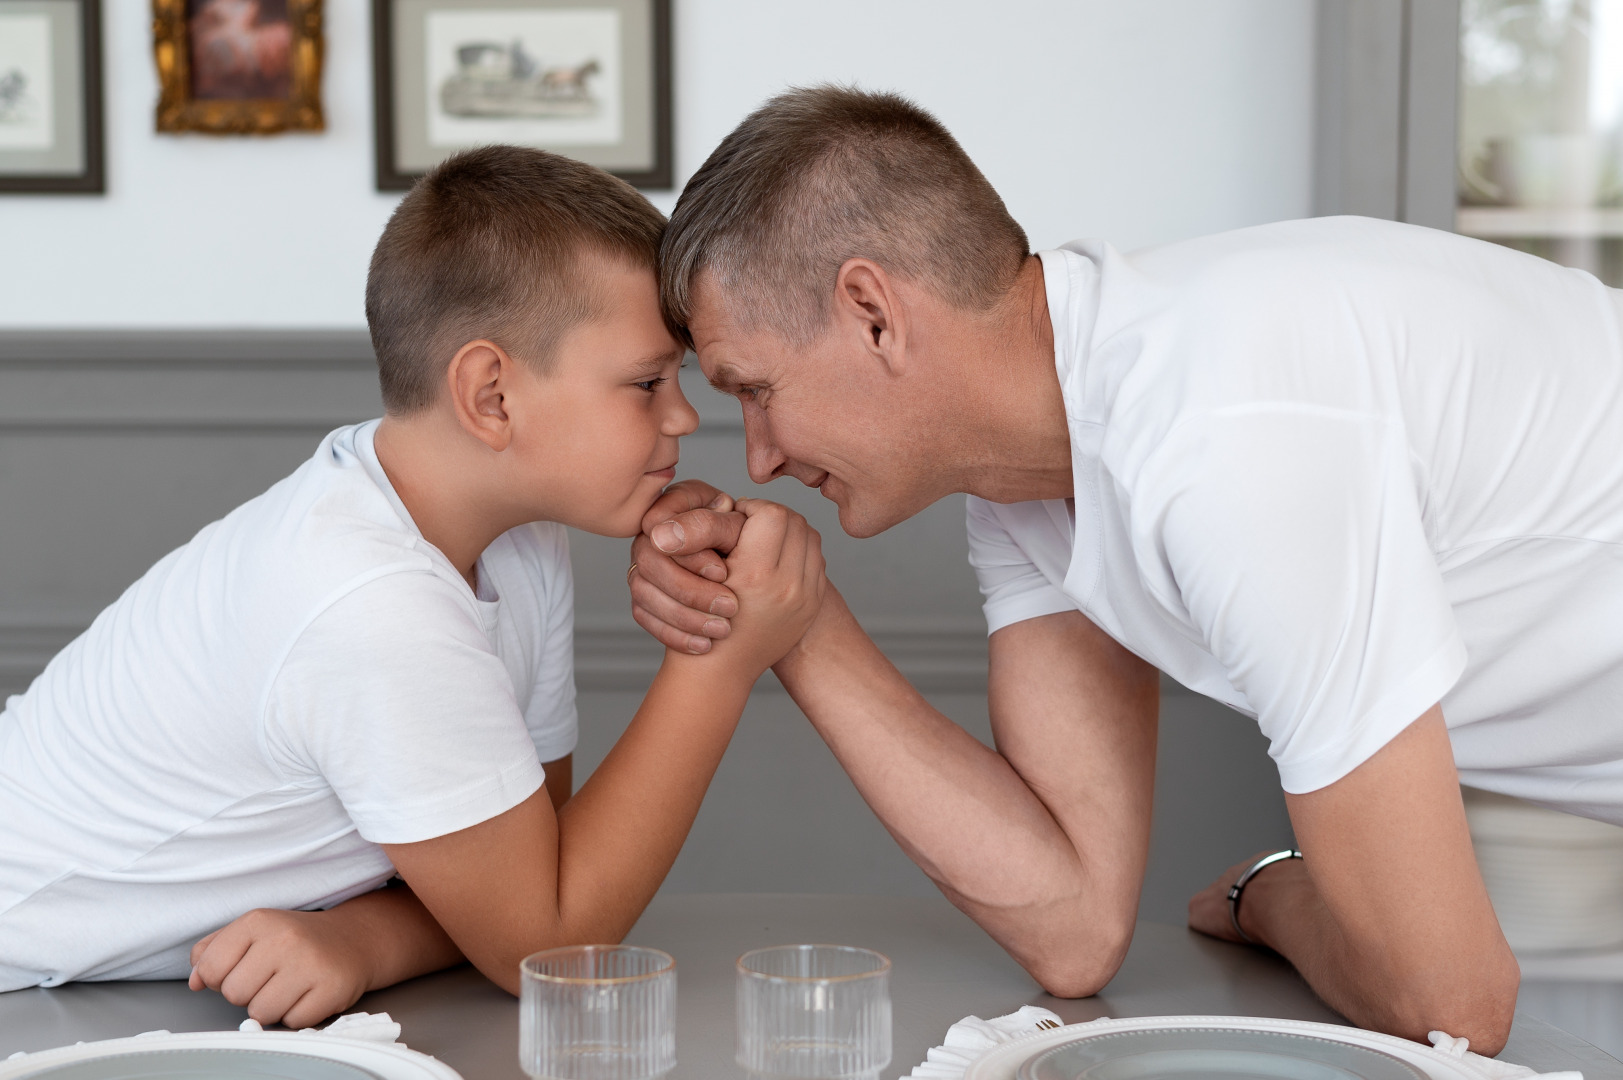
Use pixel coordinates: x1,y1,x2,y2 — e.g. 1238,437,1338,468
372,413,516,592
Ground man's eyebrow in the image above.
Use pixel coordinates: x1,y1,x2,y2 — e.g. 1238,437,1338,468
706,363,744,392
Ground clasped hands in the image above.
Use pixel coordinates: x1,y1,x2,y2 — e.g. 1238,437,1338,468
629,479,822,666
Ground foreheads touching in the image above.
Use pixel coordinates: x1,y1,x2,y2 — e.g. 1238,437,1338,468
366,144,668,414
657,84,1032,351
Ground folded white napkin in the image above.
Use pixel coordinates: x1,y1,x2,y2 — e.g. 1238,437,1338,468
905,1010,1585,1080
238,1011,405,1045
904,1005,1065,1078
1425,1030,1582,1080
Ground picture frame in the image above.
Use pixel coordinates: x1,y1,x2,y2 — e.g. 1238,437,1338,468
372,0,672,191
0,0,103,194
151,0,324,135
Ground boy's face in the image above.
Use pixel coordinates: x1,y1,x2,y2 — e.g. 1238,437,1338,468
508,261,698,538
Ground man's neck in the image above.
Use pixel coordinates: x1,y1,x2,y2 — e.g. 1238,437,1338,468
949,256,1073,504
372,414,513,592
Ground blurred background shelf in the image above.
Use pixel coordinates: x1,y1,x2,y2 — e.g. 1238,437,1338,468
1457,206,1623,238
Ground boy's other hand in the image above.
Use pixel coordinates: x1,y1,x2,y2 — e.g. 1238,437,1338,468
699,498,826,677
631,479,746,654
188,908,371,1029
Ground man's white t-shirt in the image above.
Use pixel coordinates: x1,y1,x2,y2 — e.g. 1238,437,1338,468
0,421,578,989
967,216,1623,817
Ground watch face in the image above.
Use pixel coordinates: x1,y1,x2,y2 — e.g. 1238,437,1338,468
18,1048,384,1080
1018,1027,1428,1080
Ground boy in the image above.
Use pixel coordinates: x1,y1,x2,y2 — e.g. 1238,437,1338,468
0,146,824,1027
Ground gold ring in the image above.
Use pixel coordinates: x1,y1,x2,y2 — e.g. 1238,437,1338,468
627,562,638,582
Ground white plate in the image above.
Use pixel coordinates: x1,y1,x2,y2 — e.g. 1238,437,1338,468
966,1017,1506,1080
0,1031,462,1080
1017,1026,1427,1080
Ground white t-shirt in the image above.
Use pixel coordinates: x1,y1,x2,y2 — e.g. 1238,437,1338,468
0,421,578,989
968,216,1623,815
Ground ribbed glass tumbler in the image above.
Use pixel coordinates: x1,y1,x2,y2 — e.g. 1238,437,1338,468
520,945,676,1080
735,945,892,1080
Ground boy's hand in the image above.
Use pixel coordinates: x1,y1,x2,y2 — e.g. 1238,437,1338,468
188,908,371,1029
698,498,825,677
631,480,747,654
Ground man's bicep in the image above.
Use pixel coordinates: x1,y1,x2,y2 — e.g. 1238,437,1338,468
1285,707,1517,1020
989,611,1159,868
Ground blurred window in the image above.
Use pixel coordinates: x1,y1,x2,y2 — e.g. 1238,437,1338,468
1458,0,1623,286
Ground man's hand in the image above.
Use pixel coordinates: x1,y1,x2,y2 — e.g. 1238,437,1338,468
189,908,373,1029
1188,850,1303,945
629,479,748,654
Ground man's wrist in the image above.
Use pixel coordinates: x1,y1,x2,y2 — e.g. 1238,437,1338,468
1234,854,1306,949
772,582,851,683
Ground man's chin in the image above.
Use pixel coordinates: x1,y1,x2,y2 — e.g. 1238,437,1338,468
834,496,909,540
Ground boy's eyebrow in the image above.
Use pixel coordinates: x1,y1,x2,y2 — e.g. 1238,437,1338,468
625,349,683,377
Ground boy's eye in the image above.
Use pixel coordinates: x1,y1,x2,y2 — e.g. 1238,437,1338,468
636,377,667,393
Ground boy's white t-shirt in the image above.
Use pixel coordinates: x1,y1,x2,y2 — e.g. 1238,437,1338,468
967,216,1623,814
0,420,578,989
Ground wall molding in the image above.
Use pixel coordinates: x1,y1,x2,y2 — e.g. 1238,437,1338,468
0,330,745,433
0,616,991,701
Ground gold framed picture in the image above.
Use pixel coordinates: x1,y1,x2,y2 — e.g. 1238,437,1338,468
151,0,324,135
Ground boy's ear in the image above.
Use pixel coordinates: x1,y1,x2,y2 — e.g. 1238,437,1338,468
446,339,515,452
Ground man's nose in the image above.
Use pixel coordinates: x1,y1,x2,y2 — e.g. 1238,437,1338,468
743,413,787,485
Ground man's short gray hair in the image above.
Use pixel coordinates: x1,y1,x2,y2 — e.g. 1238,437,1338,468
660,85,1031,346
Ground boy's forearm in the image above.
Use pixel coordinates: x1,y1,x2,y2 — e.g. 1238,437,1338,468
326,883,465,990
551,651,755,944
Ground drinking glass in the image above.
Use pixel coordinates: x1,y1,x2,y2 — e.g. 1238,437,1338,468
520,945,676,1080
735,944,891,1080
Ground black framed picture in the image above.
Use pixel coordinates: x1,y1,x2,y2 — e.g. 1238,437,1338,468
0,0,103,194
372,0,671,192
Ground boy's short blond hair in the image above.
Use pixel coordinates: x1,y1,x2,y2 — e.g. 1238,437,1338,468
366,145,667,414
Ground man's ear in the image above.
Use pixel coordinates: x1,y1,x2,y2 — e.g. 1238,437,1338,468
445,339,515,452
833,258,908,375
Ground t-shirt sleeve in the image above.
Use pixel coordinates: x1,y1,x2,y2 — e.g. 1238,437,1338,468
263,572,545,845
1133,408,1467,794
965,495,1080,635
522,525,578,764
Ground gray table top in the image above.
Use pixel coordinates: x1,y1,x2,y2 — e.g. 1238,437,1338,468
1,893,1618,1079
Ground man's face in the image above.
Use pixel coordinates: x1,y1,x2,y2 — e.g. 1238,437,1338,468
508,262,697,537
686,277,945,538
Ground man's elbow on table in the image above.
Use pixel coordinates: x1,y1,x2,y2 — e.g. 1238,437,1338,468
1009,915,1136,999
1385,949,1520,1057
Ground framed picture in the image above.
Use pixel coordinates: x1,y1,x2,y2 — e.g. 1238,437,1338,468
151,0,324,135
372,0,672,191
0,0,103,193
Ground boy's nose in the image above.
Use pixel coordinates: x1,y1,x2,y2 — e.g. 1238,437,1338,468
664,389,700,437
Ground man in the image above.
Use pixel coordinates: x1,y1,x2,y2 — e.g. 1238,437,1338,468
628,86,1623,1055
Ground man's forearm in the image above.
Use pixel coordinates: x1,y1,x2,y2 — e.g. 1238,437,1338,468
771,590,1130,992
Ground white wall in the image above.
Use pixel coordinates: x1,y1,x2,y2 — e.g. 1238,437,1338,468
0,0,1316,328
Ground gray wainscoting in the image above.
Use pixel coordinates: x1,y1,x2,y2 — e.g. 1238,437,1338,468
0,331,1289,928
